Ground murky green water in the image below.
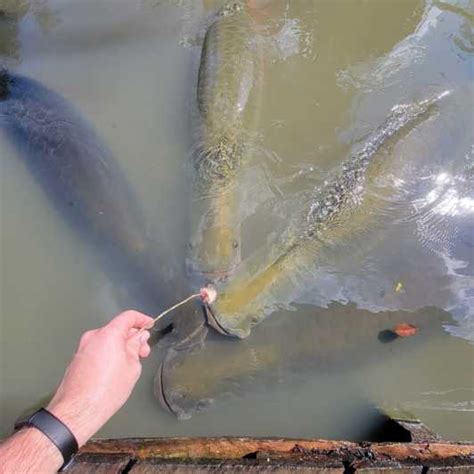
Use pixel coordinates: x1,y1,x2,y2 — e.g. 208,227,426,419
1,0,473,441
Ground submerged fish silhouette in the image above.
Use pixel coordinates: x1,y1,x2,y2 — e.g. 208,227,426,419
0,69,187,316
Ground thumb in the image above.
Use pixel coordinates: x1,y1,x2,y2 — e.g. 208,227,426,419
127,330,150,359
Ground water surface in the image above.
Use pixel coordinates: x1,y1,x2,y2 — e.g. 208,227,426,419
1,0,473,441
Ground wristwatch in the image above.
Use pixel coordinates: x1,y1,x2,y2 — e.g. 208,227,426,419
14,408,79,471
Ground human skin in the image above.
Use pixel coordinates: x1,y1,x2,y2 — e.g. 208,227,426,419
0,310,153,473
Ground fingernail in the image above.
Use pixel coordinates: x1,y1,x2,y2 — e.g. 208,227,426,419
139,332,150,343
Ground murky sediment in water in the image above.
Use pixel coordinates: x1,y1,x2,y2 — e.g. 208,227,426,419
1,0,473,441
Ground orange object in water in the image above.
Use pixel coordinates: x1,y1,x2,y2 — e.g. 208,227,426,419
393,323,418,337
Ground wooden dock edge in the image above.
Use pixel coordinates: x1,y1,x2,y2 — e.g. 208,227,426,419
71,437,474,473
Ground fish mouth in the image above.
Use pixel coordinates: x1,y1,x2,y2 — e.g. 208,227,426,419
185,258,238,284
204,304,235,336
204,303,250,339
154,347,213,420
198,268,235,281
155,359,197,420
155,360,180,418
154,309,210,419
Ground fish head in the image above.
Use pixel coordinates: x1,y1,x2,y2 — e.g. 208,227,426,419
156,305,454,419
186,224,241,283
201,251,290,338
155,329,275,419
155,346,213,420
187,187,242,283
204,300,253,338
154,306,210,419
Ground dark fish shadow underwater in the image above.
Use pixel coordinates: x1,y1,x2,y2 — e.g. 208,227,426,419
0,69,191,321
156,303,455,419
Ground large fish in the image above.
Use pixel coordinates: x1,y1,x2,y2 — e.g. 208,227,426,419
0,69,186,318
187,2,263,283
204,91,452,338
156,303,453,418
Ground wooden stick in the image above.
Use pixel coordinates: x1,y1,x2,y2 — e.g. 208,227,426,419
135,285,217,334
142,293,201,331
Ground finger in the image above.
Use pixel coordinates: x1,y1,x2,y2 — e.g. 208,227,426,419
77,329,97,350
127,329,150,358
108,310,154,335
127,328,139,338
139,340,151,358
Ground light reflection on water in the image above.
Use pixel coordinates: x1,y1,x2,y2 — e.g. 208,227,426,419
0,0,473,441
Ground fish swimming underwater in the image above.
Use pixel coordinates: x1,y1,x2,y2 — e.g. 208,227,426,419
155,0,473,419
155,86,473,419
156,303,453,419
204,90,451,338
187,2,264,283
0,69,186,317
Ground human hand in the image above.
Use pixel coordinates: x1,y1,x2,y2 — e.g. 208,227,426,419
46,310,153,446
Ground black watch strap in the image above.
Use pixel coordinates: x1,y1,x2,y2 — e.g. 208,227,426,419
14,408,79,471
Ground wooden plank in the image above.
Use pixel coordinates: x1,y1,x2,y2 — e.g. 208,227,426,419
79,437,474,467
81,437,354,459
355,469,422,474
130,459,343,473
427,468,474,473
66,454,131,473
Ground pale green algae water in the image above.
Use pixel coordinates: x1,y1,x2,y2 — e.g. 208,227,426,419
1,0,473,441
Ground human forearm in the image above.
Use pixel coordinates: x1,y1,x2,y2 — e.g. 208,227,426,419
46,396,97,449
0,311,152,473
0,428,63,474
